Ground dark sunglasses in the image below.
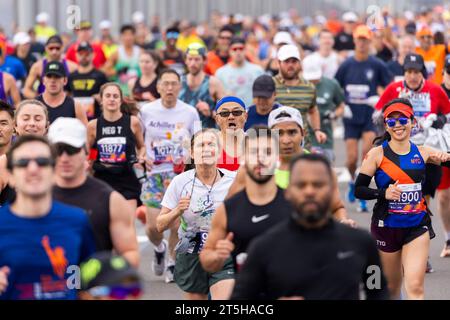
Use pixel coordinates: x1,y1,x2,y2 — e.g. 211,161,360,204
231,46,245,52
88,284,142,300
217,110,245,117
12,157,54,168
385,117,409,128
55,144,83,156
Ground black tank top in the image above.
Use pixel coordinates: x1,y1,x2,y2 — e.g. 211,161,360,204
225,187,292,268
132,77,160,101
0,184,16,207
93,114,136,173
37,94,76,124
53,176,113,251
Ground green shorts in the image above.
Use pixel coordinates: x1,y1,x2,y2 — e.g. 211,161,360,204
174,253,235,295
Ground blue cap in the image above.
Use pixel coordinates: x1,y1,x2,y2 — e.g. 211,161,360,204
215,96,246,111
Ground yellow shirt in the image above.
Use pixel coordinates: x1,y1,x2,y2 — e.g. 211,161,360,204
34,25,57,43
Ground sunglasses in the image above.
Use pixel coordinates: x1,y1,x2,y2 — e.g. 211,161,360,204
217,110,245,118
166,32,179,39
55,144,83,156
88,284,142,300
385,117,409,128
47,46,62,51
231,46,245,52
12,157,54,168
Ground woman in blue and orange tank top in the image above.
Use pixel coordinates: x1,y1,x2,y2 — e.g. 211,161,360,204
355,98,450,300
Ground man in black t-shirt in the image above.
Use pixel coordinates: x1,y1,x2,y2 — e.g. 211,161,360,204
68,42,108,120
334,12,357,57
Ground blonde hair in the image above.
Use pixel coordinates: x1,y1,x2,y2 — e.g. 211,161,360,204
14,99,49,126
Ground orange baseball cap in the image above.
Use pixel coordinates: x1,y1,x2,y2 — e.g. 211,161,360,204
353,25,373,40
383,103,414,119
416,26,433,37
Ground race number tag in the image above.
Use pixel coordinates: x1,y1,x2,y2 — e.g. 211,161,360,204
153,143,175,163
97,137,127,163
191,232,208,254
346,84,370,105
388,183,422,214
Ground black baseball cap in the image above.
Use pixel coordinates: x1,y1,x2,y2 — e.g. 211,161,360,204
44,61,66,78
230,37,245,46
77,41,93,52
403,53,425,72
253,75,275,98
46,35,63,46
80,252,141,290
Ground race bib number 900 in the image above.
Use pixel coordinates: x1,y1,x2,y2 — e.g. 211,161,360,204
388,183,422,214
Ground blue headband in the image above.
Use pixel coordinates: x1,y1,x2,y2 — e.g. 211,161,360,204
215,96,246,111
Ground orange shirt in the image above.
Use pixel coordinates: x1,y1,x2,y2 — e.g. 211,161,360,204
205,50,229,75
416,44,449,85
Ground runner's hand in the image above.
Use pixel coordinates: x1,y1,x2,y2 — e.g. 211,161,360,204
145,158,153,172
196,100,212,117
385,181,401,201
340,218,357,228
215,232,235,261
0,266,10,294
177,196,191,214
429,151,450,163
314,130,327,144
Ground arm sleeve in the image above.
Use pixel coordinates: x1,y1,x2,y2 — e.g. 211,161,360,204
354,173,386,200
362,236,390,300
230,241,267,300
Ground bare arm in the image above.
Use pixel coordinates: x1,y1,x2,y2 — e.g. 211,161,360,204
23,61,41,99
334,102,345,118
209,76,225,101
225,166,246,200
87,119,97,148
308,105,321,131
109,191,140,267
156,206,183,233
101,51,118,78
199,204,230,273
5,73,21,106
128,78,137,98
359,146,383,176
419,146,450,165
74,100,88,126
131,116,146,161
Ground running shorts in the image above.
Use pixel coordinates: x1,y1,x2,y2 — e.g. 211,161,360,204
437,166,450,190
343,116,376,140
174,253,235,294
423,163,442,197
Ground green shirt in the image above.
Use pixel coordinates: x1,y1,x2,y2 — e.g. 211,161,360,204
311,77,345,149
275,149,310,189
273,75,316,148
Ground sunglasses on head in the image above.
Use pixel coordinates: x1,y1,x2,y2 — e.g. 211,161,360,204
55,144,83,156
385,117,409,127
12,157,54,168
217,110,245,117
88,284,142,300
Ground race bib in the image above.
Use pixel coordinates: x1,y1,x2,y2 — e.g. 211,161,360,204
190,232,208,254
388,183,423,214
409,92,431,117
153,143,175,164
346,84,370,104
97,137,127,163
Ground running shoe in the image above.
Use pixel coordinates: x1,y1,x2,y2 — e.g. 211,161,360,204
440,240,450,258
152,239,167,276
426,258,434,273
165,264,175,283
357,199,368,213
347,182,356,203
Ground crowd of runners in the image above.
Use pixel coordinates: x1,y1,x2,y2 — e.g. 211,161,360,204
0,5,450,300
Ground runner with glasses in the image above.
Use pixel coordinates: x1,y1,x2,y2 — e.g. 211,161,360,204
355,98,450,299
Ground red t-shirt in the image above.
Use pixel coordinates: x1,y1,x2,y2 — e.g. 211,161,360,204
217,149,240,171
375,80,450,116
66,41,107,68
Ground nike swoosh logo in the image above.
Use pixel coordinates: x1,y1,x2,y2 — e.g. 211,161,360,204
337,251,355,260
252,214,270,223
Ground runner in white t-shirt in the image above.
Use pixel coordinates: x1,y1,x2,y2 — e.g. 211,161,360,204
139,69,200,283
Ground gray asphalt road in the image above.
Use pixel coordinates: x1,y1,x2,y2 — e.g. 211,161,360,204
136,137,450,300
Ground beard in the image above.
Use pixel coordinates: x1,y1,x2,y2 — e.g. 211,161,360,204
245,164,273,185
280,68,299,80
292,196,332,224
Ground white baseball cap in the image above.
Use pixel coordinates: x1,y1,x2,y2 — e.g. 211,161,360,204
36,12,49,24
342,11,358,23
273,31,294,45
277,44,300,62
48,117,87,148
132,11,145,24
268,106,304,129
99,20,112,30
13,32,31,46
302,55,322,81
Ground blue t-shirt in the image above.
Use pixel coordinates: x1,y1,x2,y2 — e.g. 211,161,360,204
244,103,280,131
0,56,27,81
335,55,393,125
0,201,96,300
